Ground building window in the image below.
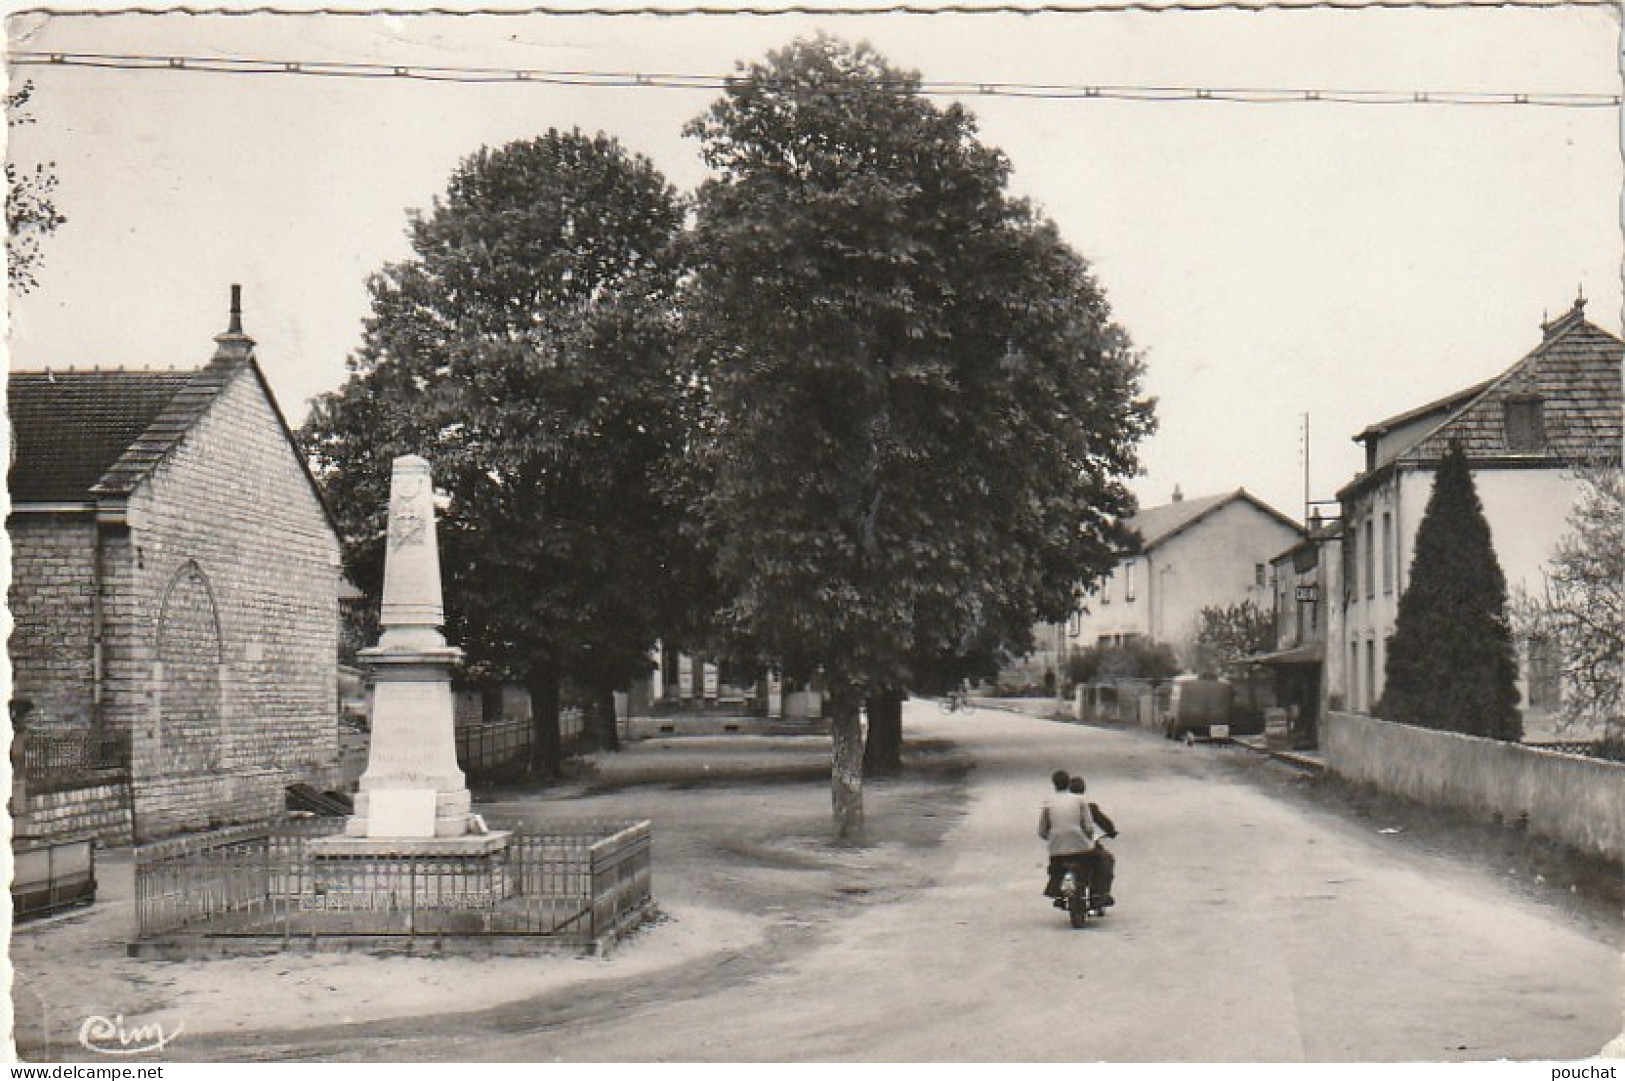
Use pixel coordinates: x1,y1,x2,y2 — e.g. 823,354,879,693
1124,561,1136,602
1254,563,1266,588
1381,512,1394,595
1364,518,1375,600
1366,640,1377,712
1278,570,1290,637
1526,636,1561,710
1351,641,1361,711
1345,525,1358,604
1504,397,1546,453
1100,573,1111,605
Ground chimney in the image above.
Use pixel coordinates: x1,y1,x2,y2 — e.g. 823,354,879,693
1171,485,1183,503
212,283,256,362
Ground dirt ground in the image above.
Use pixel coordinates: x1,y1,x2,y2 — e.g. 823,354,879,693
1214,740,1625,933
7,733,973,1060
8,704,1621,1062
1007,697,1625,930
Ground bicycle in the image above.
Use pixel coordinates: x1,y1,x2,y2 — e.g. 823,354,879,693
938,689,971,713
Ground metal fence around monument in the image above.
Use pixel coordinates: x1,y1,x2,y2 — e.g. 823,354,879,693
133,817,653,952
455,718,531,776
453,708,586,777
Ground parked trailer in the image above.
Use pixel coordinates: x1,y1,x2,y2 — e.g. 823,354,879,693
1163,676,1234,741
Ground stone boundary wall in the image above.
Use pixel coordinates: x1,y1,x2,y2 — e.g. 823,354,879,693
1323,711,1625,863
19,781,134,847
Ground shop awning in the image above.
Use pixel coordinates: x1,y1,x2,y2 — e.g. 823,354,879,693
1250,643,1324,666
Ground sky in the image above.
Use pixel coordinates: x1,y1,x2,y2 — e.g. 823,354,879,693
3,2,1620,524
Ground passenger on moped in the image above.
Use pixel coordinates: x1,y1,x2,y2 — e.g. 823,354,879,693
1038,769,1095,904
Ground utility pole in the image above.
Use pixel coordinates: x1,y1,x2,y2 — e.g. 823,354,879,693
1301,412,1311,526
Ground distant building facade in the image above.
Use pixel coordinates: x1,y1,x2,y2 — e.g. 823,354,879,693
7,292,343,842
1257,516,1344,745
1029,488,1303,676
1334,297,1623,728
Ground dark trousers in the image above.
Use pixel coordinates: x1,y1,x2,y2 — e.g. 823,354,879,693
1045,848,1115,900
1090,844,1115,899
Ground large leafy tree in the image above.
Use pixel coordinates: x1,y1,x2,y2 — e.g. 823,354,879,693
1512,465,1622,742
6,81,66,294
684,36,1154,835
303,130,702,775
1193,600,1276,678
1380,441,1522,740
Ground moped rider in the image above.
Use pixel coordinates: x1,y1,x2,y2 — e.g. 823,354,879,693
1038,769,1095,904
1068,775,1116,910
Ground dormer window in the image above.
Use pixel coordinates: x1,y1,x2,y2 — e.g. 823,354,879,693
1504,396,1546,453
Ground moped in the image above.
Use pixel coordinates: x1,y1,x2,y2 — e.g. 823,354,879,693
1054,858,1100,928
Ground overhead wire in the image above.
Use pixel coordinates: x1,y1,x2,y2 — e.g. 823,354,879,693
10,50,1620,107
8,0,1620,15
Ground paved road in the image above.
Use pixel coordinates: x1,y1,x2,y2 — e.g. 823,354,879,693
199,702,1625,1062
567,702,1618,1062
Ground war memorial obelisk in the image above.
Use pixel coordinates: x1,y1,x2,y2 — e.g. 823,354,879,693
310,455,508,888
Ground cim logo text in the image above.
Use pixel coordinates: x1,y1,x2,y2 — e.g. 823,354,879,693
78,1014,184,1055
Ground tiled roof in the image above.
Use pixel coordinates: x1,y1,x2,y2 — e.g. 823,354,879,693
1271,517,1343,564
1399,304,1622,466
1128,488,1300,551
10,352,341,538
8,351,269,504
92,355,251,498
10,290,340,537
1354,379,1495,443
8,368,195,502
1129,490,1235,548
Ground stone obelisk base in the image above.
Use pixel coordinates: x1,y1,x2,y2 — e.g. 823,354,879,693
342,646,476,839
306,832,515,911
307,645,515,909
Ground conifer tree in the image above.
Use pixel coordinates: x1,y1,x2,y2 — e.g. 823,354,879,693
1380,441,1522,740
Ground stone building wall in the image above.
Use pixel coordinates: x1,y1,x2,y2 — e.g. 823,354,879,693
7,515,99,727
18,783,133,847
1154,501,1300,664
118,366,340,838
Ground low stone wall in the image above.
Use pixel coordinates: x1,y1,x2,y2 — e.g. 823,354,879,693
1323,711,1625,862
133,767,294,841
20,780,134,846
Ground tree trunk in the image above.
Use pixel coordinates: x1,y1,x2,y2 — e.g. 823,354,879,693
828,682,865,842
592,681,621,752
527,658,563,779
863,687,904,777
